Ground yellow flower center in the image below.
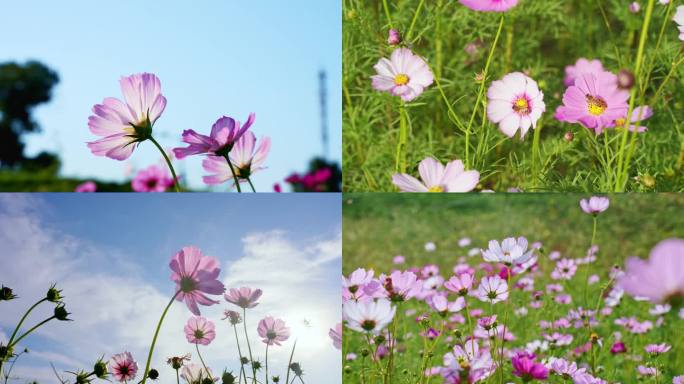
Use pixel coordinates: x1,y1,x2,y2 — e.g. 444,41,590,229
512,97,530,115
586,95,608,116
428,186,445,193
615,118,626,127
394,74,410,86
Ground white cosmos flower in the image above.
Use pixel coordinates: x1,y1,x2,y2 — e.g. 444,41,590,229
482,237,535,265
343,299,396,334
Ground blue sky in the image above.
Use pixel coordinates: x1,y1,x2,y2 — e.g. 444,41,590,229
0,1,341,191
0,194,341,382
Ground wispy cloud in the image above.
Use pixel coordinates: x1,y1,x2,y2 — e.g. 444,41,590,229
0,195,341,383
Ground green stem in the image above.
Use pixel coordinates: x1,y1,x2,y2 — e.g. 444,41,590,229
243,308,257,384
285,340,297,384
265,344,270,384
465,14,505,168
7,298,47,346
591,216,598,246
246,178,257,193
531,119,543,187
395,103,409,173
222,154,242,193
234,324,249,384
381,0,393,29
176,369,180,384
615,0,655,191
10,316,55,347
405,0,426,42
148,136,181,192
196,343,212,380
141,291,180,384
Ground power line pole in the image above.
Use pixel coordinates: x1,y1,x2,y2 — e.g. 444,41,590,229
318,70,328,159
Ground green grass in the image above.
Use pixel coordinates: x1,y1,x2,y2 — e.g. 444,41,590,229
342,193,684,383
343,0,684,192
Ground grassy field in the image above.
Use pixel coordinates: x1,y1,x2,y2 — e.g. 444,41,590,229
343,0,684,192
342,193,684,383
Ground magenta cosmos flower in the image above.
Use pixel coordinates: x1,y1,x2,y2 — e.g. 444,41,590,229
225,287,263,309
170,246,225,316
459,0,518,12
257,316,290,346
185,316,216,345
173,113,255,159
75,181,96,192
618,238,684,303
131,164,175,192
392,157,479,192
555,71,629,134
511,352,549,381
87,73,166,160
564,58,604,86
487,72,545,139
109,352,138,382
580,196,610,214
329,323,342,350
371,48,434,102
202,132,271,185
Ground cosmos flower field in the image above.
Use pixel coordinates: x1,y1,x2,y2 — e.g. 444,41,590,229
342,0,684,192
341,193,684,383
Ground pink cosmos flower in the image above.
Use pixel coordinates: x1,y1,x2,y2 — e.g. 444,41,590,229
511,352,549,381
637,365,658,376
131,164,175,192
429,295,466,314
549,357,587,380
185,316,216,345
555,71,629,134
487,72,545,139
580,196,610,214
329,323,342,350
170,246,225,316
392,157,479,192
459,0,519,12
109,352,138,382
441,339,496,383
201,132,270,186
371,48,434,102
613,105,652,133
618,238,684,303
257,316,290,346
474,276,509,304
87,73,166,160
173,113,256,159
544,332,573,346
224,287,263,309
222,310,242,325
444,273,475,296
564,58,604,86
381,271,423,302
675,6,684,41
674,376,684,384
645,343,671,355
75,181,97,192
551,258,578,280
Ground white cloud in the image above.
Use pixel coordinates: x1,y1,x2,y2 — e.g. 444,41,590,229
0,195,341,383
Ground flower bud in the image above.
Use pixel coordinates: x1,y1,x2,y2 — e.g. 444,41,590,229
1,285,16,301
289,362,304,377
46,284,63,303
240,357,249,365
54,304,71,321
344,365,352,374
361,348,370,357
202,378,214,384
252,361,262,371
374,334,386,345
272,376,280,383
222,370,236,384
617,69,635,90
564,131,574,142
388,29,402,46
93,359,108,378
148,369,159,380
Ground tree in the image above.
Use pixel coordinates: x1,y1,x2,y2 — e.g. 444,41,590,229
0,61,59,167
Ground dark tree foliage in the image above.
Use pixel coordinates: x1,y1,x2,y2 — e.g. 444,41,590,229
0,61,59,167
